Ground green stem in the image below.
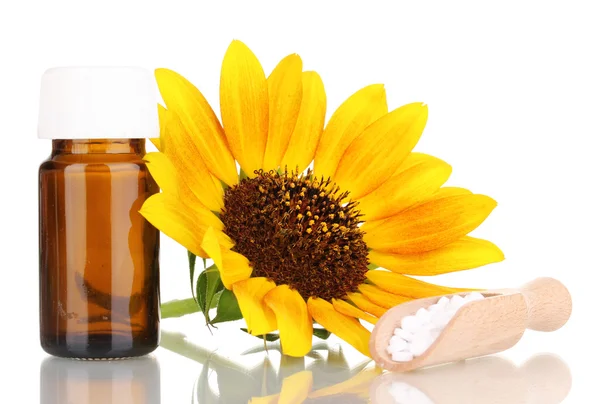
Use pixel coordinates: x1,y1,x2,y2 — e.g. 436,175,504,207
161,298,200,319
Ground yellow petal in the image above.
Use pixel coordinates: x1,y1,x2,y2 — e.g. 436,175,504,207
278,371,313,404
280,71,327,173
392,152,439,176
430,186,473,198
201,227,223,269
263,54,303,171
200,228,253,289
143,152,179,195
369,236,505,275
155,68,238,186
149,138,161,151
149,104,167,151
248,396,278,404
160,105,225,211
158,103,167,130
346,293,387,317
332,299,378,325
366,270,471,298
357,284,411,309
264,285,313,357
232,277,277,335
307,297,371,357
220,250,253,289
140,194,226,258
334,103,428,199
357,154,451,221
364,194,497,254
314,84,387,179
220,40,268,177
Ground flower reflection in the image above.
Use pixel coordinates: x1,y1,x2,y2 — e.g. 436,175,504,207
370,354,571,404
160,330,379,403
160,331,571,404
40,356,160,404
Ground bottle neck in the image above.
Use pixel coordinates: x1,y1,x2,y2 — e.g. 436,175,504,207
51,139,146,156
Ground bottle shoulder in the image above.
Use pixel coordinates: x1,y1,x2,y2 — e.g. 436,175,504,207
39,154,149,175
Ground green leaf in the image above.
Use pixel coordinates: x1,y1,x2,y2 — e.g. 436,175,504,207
240,328,280,342
313,328,332,340
211,289,243,324
196,265,224,323
188,251,197,302
209,290,222,310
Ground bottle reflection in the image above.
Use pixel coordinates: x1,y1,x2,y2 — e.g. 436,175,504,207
370,354,571,404
40,356,160,404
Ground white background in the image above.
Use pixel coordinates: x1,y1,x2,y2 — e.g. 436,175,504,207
0,1,598,402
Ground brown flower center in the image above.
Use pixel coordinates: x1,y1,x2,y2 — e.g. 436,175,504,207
221,170,369,301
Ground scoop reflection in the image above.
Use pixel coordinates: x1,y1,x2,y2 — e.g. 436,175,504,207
40,356,160,404
370,354,570,404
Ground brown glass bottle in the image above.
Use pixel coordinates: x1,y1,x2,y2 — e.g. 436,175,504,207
39,139,160,359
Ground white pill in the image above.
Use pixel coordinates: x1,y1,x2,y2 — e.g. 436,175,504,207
449,295,466,310
430,330,441,340
409,332,433,356
465,292,485,302
431,310,453,328
390,335,409,350
422,320,442,332
427,303,443,313
437,296,450,306
401,315,422,333
416,307,432,323
392,351,414,362
394,328,415,342
444,304,458,316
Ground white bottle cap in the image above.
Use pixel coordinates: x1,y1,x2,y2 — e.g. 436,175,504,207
38,67,159,139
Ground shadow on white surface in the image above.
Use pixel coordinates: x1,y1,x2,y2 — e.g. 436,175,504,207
370,354,571,404
40,356,160,404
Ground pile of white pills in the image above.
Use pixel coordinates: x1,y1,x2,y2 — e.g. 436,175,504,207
387,292,485,362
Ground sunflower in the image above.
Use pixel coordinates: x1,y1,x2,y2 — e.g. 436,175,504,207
141,40,503,358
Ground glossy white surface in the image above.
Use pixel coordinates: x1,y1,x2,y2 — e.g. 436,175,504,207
0,314,584,403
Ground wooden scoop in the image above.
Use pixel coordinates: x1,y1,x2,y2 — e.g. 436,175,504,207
369,277,572,372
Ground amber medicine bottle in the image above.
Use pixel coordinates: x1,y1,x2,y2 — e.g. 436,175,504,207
38,67,160,359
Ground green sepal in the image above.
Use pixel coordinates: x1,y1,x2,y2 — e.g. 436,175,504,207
196,265,224,323
240,328,281,342
211,288,243,324
209,290,222,310
188,251,197,302
313,327,332,340
367,263,378,270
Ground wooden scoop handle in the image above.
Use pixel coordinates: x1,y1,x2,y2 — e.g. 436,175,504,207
519,277,572,332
